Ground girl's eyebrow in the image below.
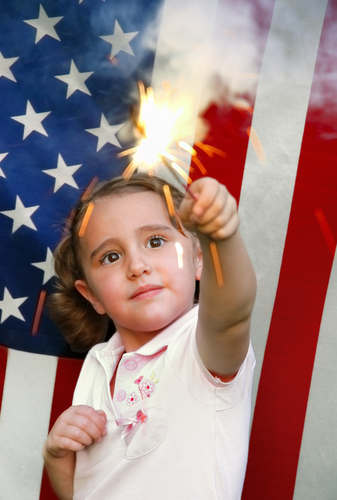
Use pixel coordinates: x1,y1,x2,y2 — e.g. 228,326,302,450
90,224,174,261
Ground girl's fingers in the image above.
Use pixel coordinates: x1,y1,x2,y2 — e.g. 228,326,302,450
189,178,219,218
71,406,107,436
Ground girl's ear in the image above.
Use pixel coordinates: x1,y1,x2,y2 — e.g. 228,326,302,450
195,243,203,281
75,280,106,315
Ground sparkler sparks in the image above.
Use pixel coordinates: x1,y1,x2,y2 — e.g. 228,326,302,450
78,202,94,238
119,82,219,187
247,126,266,164
31,290,47,335
314,207,336,258
209,242,224,287
175,242,184,268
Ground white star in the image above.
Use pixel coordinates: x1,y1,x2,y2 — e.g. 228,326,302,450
86,114,124,151
11,101,51,140
32,248,56,285
0,152,8,178
55,60,93,99
0,196,39,233
24,4,63,44
0,52,19,82
100,20,139,58
43,154,81,192
0,288,28,323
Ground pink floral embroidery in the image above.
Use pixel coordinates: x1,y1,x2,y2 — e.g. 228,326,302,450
127,392,139,406
134,376,143,385
140,379,155,397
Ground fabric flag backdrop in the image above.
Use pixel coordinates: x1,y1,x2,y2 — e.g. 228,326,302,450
0,0,336,499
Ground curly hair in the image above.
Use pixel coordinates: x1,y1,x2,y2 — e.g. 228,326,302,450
48,174,190,352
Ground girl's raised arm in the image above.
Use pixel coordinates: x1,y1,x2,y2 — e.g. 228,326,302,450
179,177,256,379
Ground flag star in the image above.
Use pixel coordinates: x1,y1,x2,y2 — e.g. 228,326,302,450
11,101,51,140
86,114,124,151
100,20,139,58
0,52,19,82
32,248,56,285
0,196,39,233
0,288,28,323
55,60,93,98
24,4,63,43
43,154,81,192
0,152,8,178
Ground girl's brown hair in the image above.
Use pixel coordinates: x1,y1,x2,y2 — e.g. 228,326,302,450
48,173,188,352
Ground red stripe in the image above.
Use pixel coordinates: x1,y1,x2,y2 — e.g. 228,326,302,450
242,3,337,498
39,356,83,500
0,345,8,415
191,0,276,204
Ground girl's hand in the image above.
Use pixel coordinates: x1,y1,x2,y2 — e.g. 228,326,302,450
179,177,239,241
44,405,107,459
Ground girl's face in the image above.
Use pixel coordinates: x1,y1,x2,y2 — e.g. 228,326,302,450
75,190,202,350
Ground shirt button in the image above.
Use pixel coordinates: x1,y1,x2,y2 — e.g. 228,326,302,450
116,389,126,402
125,359,137,370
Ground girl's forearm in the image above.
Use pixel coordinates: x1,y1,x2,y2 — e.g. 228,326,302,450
42,443,75,500
199,230,256,331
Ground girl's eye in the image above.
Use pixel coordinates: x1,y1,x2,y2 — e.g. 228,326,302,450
100,252,121,265
147,236,165,249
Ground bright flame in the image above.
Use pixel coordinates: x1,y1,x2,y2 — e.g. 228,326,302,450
119,82,226,184
175,242,184,268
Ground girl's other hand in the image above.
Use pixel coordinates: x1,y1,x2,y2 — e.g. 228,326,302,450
179,177,239,241
44,405,107,459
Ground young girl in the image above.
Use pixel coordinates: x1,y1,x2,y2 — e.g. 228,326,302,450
43,173,256,500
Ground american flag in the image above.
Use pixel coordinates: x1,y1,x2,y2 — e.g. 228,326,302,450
0,0,336,499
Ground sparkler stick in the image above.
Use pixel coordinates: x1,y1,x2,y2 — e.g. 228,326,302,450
175,242,184,268
31,290,47,335
78,202,95,238
209,242,224,287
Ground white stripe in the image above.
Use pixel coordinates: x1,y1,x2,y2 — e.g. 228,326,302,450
238,0,328,412
148,0,219,188
0,349,57,500
293,251,337,499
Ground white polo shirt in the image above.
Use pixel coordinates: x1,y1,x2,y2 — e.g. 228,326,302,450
73,306,255,500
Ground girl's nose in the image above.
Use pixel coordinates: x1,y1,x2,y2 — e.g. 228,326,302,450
126,250,152,279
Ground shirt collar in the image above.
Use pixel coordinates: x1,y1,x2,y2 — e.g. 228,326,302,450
98,305,198,358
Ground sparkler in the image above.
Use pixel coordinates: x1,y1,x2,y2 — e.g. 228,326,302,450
119,82,227,284
119,82,221,187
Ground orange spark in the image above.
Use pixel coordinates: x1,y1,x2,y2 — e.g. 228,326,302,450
78,202,95,238
171,163,192,185
234,100,254,115
81,177,99,202
31,290,47,335
314,208,336,258
175,242,184,268
210,242,224,287
247,126,266,164
179,141,197,156
163,184,175,216
192,155,208,175
195,141,227,158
